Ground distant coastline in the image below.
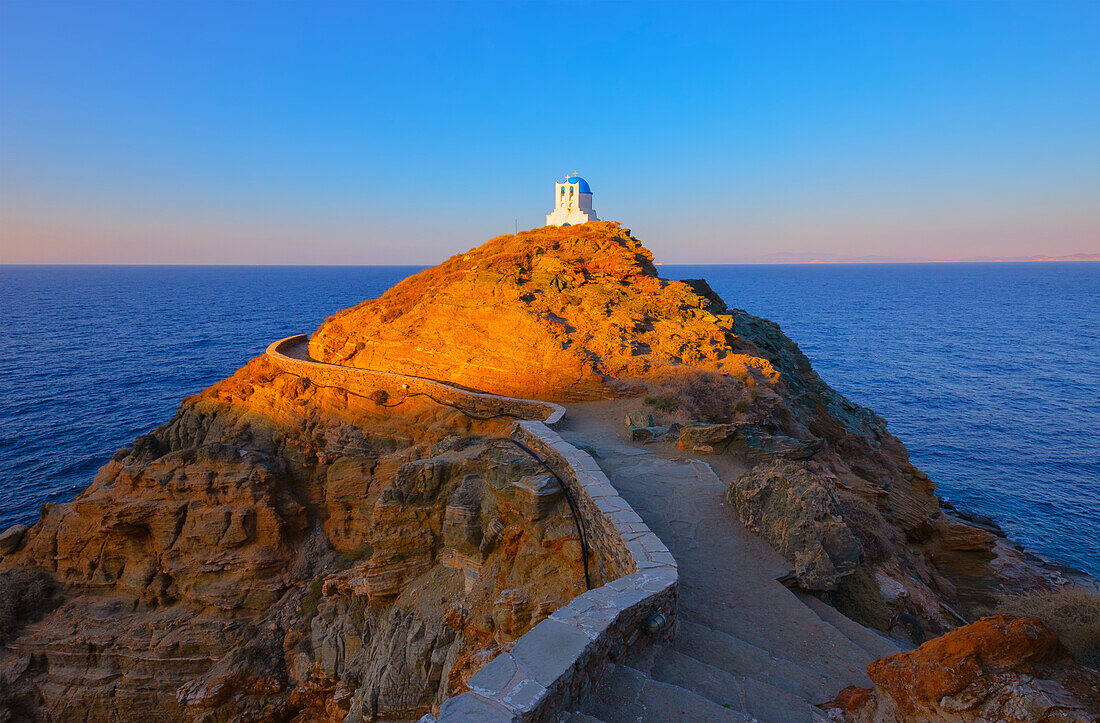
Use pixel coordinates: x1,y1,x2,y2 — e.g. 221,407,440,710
713,252,1100,265
6,255,1098,268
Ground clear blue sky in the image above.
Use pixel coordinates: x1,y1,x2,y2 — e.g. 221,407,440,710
1,1,1097,264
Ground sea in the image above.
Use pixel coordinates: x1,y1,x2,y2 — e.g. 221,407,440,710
1,263,1097,578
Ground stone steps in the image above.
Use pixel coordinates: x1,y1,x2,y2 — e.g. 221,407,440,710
580,663,752,722
672,618,841,702
557,415,906,721
563,713,608,723
793,591,902,661
626,643,828,723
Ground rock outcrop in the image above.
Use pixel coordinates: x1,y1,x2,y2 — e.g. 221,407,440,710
0,221,1077,720
727,460,862,590
0,356,586,721
308,222,775,403
309,222,1057,637
823,615,1100,722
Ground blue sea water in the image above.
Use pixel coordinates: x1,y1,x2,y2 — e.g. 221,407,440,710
1,263,1098,577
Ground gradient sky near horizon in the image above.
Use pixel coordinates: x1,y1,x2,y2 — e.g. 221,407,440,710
1,1,1098,265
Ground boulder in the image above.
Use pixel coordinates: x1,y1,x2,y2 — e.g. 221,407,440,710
824,615,1100,722
509,473,562,521
624,411,654,428
0,523,29,555
727,461,862,590
729,425,823,461
630,425,671,442
676,423,737,452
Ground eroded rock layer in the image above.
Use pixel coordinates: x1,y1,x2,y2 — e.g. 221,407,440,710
0,357,586,721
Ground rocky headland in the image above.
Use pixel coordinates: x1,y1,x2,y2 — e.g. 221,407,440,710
1,221,1094,721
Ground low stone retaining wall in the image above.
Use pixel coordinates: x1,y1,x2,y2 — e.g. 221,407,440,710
430,422,677,722
265,334,678,722
265,335,565,426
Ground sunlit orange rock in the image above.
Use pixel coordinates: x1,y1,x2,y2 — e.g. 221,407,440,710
824,615,1100,722
0,223,1073,721
308,221,780,402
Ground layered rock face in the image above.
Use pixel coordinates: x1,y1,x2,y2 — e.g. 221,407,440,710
824,615,1100,722
0,357,586,721
727,461,862,591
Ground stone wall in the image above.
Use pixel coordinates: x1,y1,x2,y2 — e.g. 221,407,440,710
265,335,565,426
266,334,678,722
429,421,677,722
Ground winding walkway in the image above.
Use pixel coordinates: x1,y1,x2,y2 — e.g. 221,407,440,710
560,410,902,722
265,336,902,722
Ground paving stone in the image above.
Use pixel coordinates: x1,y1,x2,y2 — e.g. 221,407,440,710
437,692,518,722
501,677,548,711
593,496,629,515
609,585,651,611
605,572,644,592
467,653,518,696
608,508,644,526
510,619,593,688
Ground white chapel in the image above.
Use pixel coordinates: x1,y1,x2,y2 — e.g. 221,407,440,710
546,175,599,226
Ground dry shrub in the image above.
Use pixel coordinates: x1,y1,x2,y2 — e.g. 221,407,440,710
649,369,750,423
836,491,893,564
989,587,1100,666
834,566,889,632
0,568,62,644
642,393,679,413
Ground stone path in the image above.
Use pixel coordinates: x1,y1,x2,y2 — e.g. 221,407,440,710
268,335,903,722
558,409,902,723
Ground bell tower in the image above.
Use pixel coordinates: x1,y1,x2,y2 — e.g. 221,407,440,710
546,174,598,226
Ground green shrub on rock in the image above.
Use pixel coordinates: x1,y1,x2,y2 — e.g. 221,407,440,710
834,566,890,632
0,568,62,644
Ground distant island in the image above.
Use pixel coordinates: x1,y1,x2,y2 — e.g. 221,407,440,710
724,252,1100,264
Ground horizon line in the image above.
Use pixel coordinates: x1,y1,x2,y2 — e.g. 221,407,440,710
3,258,1098,269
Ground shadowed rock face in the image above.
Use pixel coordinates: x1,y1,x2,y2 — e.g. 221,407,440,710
0,357,586,721
728,460,862,590
823,615,1100,722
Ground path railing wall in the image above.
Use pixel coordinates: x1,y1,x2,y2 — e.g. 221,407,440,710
266,335,565,426
264,335,679,723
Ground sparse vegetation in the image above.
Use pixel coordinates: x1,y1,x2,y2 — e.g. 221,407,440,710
833,567,889,631
642,394,679,413
986,588,1100,666
647,369,751,423
300,577,325,619
0,568,62,644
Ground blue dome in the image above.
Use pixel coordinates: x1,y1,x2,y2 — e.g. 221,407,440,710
564,176,592,194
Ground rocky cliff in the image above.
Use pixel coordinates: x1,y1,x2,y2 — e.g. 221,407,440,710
0,356,587,721
308,221,1060,638
0,221,1082,721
